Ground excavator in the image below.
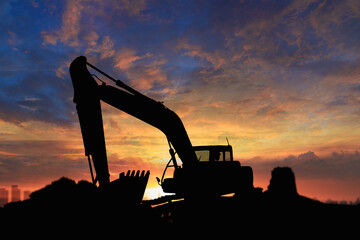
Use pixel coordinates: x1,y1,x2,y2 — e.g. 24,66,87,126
69,56,254,201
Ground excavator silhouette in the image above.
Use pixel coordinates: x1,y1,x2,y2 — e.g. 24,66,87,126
70,56,254,202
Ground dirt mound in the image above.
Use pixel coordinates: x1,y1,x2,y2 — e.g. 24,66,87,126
267,166,298,196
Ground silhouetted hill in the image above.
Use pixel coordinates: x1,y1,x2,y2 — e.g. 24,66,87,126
1,177,156,235
1,170,359,236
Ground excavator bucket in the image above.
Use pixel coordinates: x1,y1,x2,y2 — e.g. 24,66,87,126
106,170,150,205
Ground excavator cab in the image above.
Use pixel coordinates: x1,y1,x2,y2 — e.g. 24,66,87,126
194,145,233,162
160,145,253,198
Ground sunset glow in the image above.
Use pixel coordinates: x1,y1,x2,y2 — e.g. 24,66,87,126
1,0,360,202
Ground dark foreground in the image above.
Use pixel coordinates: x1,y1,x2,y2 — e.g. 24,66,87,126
1,176,358,237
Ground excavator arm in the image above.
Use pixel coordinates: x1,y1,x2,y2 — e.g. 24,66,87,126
70,56,198,187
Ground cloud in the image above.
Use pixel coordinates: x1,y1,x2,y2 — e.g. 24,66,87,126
41,0,149,47
240,150,360,201
244,150,360,181
7,31,21,50
113,48,152,70
129,59,168,90
113,0,147,17
38,0,163,91
309,0,360,51
0,140,82,156
107,153,151,175
205,0,360,78
41,0,84,47
0,140,87,185
0,70,75,126
0,138,162,186
55,61,71,80
177,39,226,70
169,1,358,96
85,35,116,59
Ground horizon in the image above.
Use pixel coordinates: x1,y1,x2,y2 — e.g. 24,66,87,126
0,0,360,202
1,150,359,203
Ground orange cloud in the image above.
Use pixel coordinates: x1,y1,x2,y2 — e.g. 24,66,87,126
85,36,116,59
114,48,152,70
41,0,149,47
177,40,226,70
42,0,83,46
7,31,21,49
126,59,168,90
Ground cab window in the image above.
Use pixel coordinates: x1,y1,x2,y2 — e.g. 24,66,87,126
196,150,210,162
224,151,231,161
218,152,224,161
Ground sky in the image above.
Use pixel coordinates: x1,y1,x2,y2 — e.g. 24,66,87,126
0,0,360,202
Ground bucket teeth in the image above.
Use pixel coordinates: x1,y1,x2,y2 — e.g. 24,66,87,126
111,170,150,203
